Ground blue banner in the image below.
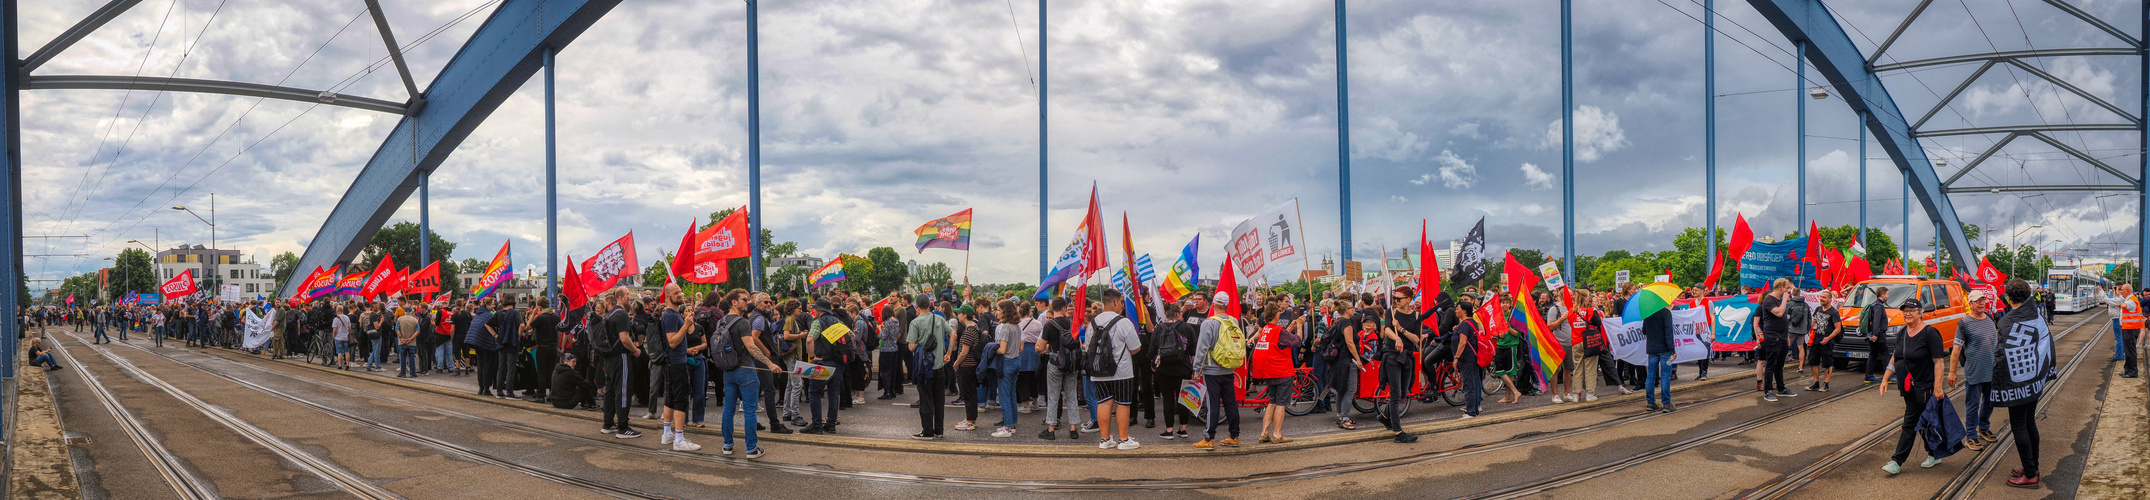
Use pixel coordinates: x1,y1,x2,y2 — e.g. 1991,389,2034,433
1739,237,1820,290
1708,294,1759,351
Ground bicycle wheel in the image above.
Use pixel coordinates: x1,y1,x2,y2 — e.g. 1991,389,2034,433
1482,375,1505,395
1392,396,1412,420
1439,366,1465,407
1353,397,1379,415
1284,373,1321,416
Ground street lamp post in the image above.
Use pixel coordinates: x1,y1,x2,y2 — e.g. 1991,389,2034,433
2011,225,2042,280
175,196,216,295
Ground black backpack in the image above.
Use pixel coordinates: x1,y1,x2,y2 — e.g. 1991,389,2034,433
587,309,624,357
1051,318,1083,374
639,314,667,364
1154,321,1191,366
1085,316,1126,378
707,312,744,372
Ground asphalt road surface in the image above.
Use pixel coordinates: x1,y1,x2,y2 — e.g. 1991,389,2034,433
36,311,2115,499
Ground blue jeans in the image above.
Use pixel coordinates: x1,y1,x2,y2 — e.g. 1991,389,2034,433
1963,382,1994,434
30,353,58,369
689,362,710,424
1646,353,1674,405
434,343,451,371
2114,318,2127,360
1460,361,1483,416
996,369,1018,428
398,346,418,376
93,324,110,343
722,368,761,451
366,338,384,370
153,325,164,346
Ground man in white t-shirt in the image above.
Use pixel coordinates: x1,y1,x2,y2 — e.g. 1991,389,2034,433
1089,288,1144,450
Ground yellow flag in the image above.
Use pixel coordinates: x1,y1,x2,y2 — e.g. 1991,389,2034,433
820,322,851,344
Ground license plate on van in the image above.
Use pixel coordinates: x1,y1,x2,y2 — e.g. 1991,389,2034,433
1845,351,1867,359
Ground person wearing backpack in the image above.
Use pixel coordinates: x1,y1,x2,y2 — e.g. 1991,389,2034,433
877,301,907,400
905,296,953,440
1036,297,1087,440
1319,294,1365,430
1087,288,1144,450
1565,293,1605,402
1192,291,1245,449
1151,301,1196,441
595,289,646,439
750,294,793,435
802,299,849,435
1251,306,1302,444
713,290,777,459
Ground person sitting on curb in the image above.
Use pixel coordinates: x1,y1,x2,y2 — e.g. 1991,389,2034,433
27,338,63,371
549,353,594,410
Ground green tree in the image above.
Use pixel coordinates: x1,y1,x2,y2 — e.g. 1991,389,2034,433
769,265,809,297
57,272,100,305
458,258,486,292
110,248,157,302
357,221,457,275
268,251,300,292
909,262,953,291
1585,257,1657,291
2110,262,2140,288
862,247,908,295
1507,249,1547,273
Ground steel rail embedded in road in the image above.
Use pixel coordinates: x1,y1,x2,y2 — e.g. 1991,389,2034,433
45,335,218,500
1935,317,2107,499
63,333,402,499
83,333,678,500
1738,313,2104,500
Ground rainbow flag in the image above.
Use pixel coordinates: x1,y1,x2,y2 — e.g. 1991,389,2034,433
1159,235,1199,302
1503,253,1565,393
913,209,973,253
334,272,366,296
306,264,341,299
809,257,846,287
470,241,513,299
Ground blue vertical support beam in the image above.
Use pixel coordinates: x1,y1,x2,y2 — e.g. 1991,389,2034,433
1337,0,1352,264
419,175,429,269
282,0,622,297
2139,0,2147,287
1796,40,1808,236
1561,0,1576,279
543,48,558,296
747,0,763,292
1858,111,1867,245
1039,0,1050,279
1705,0,1716,284
1748,0,1974,273
1903,175,1910,263
1,0,19,379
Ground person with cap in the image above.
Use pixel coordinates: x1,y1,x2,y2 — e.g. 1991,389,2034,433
1879,296,1950,474
1190,290,1243,449
906,295,953,440
802,298,847,434
2114,284,2141,377
548,352,594,409
1949,289,2002,451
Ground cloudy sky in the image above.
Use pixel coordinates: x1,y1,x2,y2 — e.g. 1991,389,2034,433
16,0,2145,289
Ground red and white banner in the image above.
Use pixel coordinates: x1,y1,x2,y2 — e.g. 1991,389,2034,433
580,232,640,296
160,269,198,300
404,262,442,295
361,253,398,299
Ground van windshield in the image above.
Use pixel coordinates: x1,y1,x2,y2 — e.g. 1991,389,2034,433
1846,283,1918,309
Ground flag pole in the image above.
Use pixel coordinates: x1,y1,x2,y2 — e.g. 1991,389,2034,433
1293,199,1314,317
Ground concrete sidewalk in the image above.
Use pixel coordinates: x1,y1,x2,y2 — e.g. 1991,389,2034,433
8,337,81,499
2080,356,2149,499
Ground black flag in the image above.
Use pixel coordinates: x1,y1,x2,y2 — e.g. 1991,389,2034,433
1452,218,1487,286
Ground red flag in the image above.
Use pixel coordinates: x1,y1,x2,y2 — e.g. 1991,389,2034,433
361,253,397,299
697,208,752,261
1702,251,1728,291
561,254,589,311
1728,214,1754,263
1080,185,1110,275
382,267,409,298
870,296,895,323
1474,294,1507,367
580,232,640,296
160,269,198,300
673,219,698,283
405,261,442,295
1216,257,1240,319
1418,220,1443,329
1804,221,1823,266
1976,256,2009,288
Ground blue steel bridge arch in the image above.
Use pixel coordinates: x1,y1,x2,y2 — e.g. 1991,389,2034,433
280,0,621,297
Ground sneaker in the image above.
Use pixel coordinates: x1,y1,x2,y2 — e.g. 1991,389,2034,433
991,427,1013,438
1979,429,1998,442
1819,383,1830,393
616,430,643,439
1039,429,1058,440
1618,387,1634,395
1160,430,1176,440
1647,403,1660,412
1018,405,1034,414
1458,413,1476,419
1764,392,1779,402
722,446,734,456
2006,471,2040,488
1099,439,1119,449
1779,390,1799,398
1583,393,1599,402
852,396,866,405
910,432,935,441
1220,437,1241,447
1079,422,1099,433
1070,430,1080,440
1551,394,1566,404
1807,383,1821,392
767,425,794,434
601,427,618,435
744,448,764,460
1882,461,1902,475
1117,439,1141,450
1662,403,1678,413
800,425,825,435
661,431,676,445
1193,439,1215,449
1921,456,1942,468
954,421,977,431
673,440,703,452
1393,433,1419,444
1176,430,1189,439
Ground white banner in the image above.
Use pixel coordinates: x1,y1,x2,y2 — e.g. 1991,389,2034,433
1604,308,1712,365
221,285,243,302
242,308,276,350
1227,199,1305,283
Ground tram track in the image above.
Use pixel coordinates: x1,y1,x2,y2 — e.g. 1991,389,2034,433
44,334,218,500
168,332,1833,492
1738,313,2105,500
55,333,401,499
68,332,678,500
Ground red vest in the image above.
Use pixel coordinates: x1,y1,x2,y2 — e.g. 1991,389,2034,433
1250,325,1294,379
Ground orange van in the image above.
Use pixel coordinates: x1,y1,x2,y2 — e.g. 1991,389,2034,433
1831,275,1969,364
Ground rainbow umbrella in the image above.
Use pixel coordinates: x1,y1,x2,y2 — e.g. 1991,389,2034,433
1622,281,1684,323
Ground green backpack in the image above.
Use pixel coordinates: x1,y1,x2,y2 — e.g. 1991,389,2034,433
1209,314,1247,370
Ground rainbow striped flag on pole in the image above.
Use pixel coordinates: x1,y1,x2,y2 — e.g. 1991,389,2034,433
470,241,513,299
809,257,847,287
913,209,973,253
1158,235,1199,302
1503,252,1565,393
